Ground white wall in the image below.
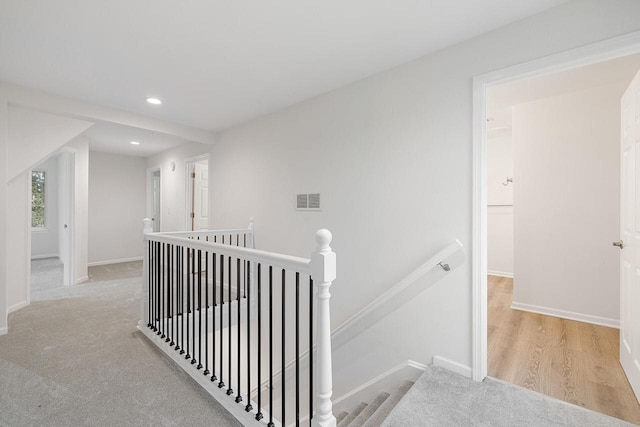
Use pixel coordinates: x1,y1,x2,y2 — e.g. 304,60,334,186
7,172,30,313
487,133,514,277
210,0,640,381
146,142,210,232
0,99,8,333
31,155,60,259
513,83,624,325
89,151,146,265
68,137,89,283
7,106,93,181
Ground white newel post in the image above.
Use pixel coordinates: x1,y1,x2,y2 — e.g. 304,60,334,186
142,218,153,326
311,229,337,427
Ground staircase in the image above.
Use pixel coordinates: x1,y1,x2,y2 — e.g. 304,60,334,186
335,380,414,427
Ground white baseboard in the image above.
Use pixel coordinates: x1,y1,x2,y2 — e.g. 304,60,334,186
332,360,427,415
76,276,89,284
8,301,29,314
511,301,619,329
88,256,143,267
0,326,7,336
488,270,513,278
432,355,472,378
31,254,59,260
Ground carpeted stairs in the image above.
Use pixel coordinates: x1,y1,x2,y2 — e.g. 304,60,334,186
335,380,414,426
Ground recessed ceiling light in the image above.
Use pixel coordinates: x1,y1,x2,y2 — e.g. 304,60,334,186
130,141,140,145
146,97,162,105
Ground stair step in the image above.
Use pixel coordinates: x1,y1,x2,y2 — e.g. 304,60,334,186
336,411,349,424
337,401,367,427
361,380,414,427
349,392,390,427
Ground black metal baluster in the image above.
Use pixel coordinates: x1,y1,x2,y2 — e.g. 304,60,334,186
170,245,175,346
236,233,239,246
149,241,154,329
176,246,182,352
281,269,286,427
178,246,186,354
255,264,263,421
186,248,191,360
204,251,210,375
192,248,197,365
197,249,203,369
161,243,166,339
227,255,233,396
165,244,171,343
147,241,152,328
245,259,252,412
296,272,300,426
268,265,274,427
309,278,314,423
218,254,225,389
236,257,242,403
211,252,217,382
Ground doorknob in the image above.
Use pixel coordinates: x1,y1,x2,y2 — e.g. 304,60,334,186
613,240,624,249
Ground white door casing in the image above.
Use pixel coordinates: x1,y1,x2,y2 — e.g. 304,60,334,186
620,67,640,402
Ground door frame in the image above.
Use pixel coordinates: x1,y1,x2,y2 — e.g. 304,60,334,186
146,166,161,232
471,30,640,382
184,154,209,231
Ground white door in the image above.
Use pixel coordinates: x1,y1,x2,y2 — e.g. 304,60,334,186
152,170,161,232
620,68,640,401
192,162,209,230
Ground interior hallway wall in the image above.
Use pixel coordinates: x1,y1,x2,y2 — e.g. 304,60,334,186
88,151,146,265
512,82,624,325
210,0,640,384
0,99,8,333
146,142,209,232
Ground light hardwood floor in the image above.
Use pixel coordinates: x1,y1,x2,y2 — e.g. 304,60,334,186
488,275,640,425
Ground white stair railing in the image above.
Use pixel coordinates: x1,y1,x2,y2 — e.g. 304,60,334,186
139,219,336,427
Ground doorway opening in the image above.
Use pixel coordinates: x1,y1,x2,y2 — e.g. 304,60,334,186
148,168,161,232
474,34,640,424
185,155,209,231
29,150,75,300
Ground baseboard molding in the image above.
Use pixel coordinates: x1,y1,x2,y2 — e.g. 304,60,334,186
432,355,472,378
137,322,267,427
76,275,89,284
88,256,143,267
487,270,513,278
8,301,29,314
31,254,59,260
511,301,619,329
332,360,428,415
0,326,7,336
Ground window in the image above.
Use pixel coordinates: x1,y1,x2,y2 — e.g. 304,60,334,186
32,170,46,229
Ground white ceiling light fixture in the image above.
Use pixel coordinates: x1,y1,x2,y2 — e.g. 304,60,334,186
145,97,162,105
130,141,140,145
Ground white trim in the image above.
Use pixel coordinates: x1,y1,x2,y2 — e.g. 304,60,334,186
30,253,59,260
472,30,640,384
8,300,28,314
88,256,143,267
76,275,88,284
0,327,7,336
511,301,619,329
487,270,513,278
332,360,427,415
432,355,472,378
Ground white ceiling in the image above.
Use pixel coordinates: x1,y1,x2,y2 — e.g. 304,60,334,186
0,0,569,134
486,52,640,134
83,122,194,158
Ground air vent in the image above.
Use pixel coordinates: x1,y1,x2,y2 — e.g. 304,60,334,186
296,193,321,211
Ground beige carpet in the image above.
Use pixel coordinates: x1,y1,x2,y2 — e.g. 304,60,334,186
0,266,241,427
